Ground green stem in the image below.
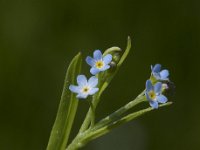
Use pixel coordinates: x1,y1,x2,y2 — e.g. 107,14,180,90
88,99,95,128
78,75,105,133
94,91,145,130
67,102,172,150
83,102,173,145
78,93,98,133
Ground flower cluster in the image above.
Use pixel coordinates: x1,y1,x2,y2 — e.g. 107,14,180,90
69,50,112,99
69,48,172,108
145,64,171,109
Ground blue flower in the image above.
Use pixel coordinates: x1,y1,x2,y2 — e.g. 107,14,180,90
151,64,169,81
86,50,112,75
69,75,99,99
145,80,168,109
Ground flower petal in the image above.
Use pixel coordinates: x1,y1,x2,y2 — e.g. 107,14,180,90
77,93,88,99
90,67,100,75
152,72,161,80
146,80,153,91
69,85,80,93
89,88,99,95
157,94,168,103
86,56,95,67
88,76,98,87
101,65,110,71
103,54,112,64
154,82,162,93
145,91,152,101
151,65,153,70
149,100,159,109
160,69,169,80
77,75,87,86
152,64,161,73
93,50,102,60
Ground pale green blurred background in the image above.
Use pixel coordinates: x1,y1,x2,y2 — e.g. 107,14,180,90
0,0,200,150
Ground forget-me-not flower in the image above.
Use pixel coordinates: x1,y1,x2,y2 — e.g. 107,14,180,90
151,64,169,81
86,50,112,75
69,75,99,99
145,80,168,109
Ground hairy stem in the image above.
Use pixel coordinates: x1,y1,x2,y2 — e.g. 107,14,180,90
66,102,172,150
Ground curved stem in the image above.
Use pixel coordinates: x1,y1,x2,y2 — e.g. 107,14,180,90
94,91,145,130
66,102,172,150
81,102,173,145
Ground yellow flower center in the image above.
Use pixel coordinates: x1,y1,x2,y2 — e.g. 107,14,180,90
148,91,156,100
95,61,104,69
82,87,89,93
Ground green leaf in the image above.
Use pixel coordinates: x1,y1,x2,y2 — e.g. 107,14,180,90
47,53,82,150
117,36,131,67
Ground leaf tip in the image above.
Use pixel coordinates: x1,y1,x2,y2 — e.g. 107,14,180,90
77,51,82,56
127,36,131,48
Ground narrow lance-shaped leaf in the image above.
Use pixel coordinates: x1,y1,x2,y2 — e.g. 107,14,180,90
47,53,82,150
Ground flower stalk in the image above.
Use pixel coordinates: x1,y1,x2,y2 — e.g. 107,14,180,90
87,99,95,128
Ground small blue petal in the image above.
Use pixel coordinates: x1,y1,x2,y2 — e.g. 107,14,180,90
101,65,110,71
146,80,153,91
149,100,159,109
157,94,168,103
160,69,169,80
103,54,112,64
86,56,95,67
77,93,87,99
69,85,80,93
88,76,98,87
89,88,99,95
90,67,100,75
77,75,87,86
151,65,153,70
154,82,162,93
145,91,152,101
93,50,102,60
152,64,161,73
152,72,161,79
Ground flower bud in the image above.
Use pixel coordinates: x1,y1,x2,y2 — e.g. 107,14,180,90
112,52,121,64
162,81,175,97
